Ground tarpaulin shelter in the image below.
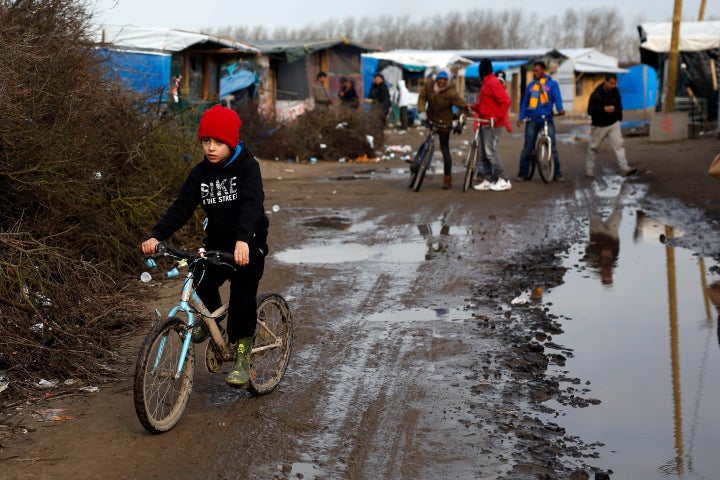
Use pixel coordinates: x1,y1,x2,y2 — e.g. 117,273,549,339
555,48,629,114
362,51,472,93
94,25,258,106
251,38,376,121
639,21,720,122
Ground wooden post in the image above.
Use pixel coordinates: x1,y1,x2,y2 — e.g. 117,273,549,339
699,0,707,20
664,0,683,113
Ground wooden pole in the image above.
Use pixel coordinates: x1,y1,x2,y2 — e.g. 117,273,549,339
699,0,707,20
664,0,683,113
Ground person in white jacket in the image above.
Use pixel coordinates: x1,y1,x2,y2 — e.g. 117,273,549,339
397,79,410,131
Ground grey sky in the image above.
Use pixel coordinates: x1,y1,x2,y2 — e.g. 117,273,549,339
92,0,718,33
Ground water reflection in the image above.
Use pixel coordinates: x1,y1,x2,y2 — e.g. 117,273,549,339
583,187,625,286
544,206,720,479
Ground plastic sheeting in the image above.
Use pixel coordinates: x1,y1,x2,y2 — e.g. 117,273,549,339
99,48,171,100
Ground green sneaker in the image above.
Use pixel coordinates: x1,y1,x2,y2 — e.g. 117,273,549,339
191,322,209,343
226,337,253,387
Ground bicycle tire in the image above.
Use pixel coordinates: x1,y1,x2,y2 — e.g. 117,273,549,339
463,141,478,192
535,136,554,183
248,292,293,395
134,317,195,434
412,142,434,192
408,143,426,188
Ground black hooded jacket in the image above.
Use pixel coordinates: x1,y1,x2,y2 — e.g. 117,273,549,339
151,142,269,254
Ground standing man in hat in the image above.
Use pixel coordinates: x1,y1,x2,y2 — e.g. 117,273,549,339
417,68,468,189
471,59,513,192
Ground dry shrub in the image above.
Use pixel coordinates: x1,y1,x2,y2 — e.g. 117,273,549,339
0,0,201,406
235,103,385,162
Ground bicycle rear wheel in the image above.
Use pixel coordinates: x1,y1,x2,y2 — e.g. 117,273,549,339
526,151,537,180
248,292,293,395
463,141,478,192
134,317,195,433
412,142,434,192
535,136,554,183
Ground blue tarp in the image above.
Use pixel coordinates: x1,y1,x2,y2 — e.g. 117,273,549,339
465,60,529,77
220,62,258,98
618,64,658,111
362,56,380,97
100,49,171,100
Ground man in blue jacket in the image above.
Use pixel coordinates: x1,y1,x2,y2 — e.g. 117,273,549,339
516,61,565,182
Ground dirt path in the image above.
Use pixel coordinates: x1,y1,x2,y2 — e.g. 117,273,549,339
2,121,719,479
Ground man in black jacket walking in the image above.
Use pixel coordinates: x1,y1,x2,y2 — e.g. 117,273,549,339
586,73,637,178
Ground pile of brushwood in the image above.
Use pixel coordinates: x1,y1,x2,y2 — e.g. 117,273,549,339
0,0,386,410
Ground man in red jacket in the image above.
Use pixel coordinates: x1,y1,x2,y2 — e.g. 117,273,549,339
471,59,513,191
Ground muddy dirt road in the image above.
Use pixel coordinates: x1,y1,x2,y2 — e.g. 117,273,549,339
2,121,720,479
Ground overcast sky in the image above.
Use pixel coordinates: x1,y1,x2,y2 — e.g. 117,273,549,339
91,0,719,33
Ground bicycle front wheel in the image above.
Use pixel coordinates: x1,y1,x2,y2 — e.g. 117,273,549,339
535,136,554,183
133,317,195,434
248,292,293,395
463,141,478,192
412,142,434,192
408,143,426,188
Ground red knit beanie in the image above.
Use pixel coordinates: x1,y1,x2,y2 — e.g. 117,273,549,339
197,104,242,148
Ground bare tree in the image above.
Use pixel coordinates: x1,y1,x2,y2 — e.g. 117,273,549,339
210,6,641,62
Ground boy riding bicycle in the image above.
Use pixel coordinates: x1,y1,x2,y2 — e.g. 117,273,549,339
141,104,269,387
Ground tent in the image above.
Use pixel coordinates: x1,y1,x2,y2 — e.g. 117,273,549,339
93,25,258,104
638,21,720,121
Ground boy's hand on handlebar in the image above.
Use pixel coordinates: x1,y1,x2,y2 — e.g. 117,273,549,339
142,238,159,255
234,240,250,266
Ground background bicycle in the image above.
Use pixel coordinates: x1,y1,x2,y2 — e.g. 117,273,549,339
133,242,293,434
525,114,555,183
463,117,493,192
407,120,441,192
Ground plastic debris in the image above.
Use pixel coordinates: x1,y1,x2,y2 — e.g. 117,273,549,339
140,272,152,283
79,386,99,393
32,408,73,422
272,205,280,213
37,379,58,389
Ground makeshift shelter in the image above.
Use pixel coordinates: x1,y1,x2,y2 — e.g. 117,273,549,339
251,38,376,121
639,21,720,122
555,48,628,114
362,50,472,94
94,25,259,108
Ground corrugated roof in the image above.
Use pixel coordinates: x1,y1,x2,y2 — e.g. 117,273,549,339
93,25,258,54
250,38,376,62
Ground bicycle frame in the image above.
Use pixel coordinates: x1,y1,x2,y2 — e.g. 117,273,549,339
160,266,285,378
160,269,231,378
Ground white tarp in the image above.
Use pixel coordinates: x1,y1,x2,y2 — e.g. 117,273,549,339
93,25,258,54
640,21,720,53
557,48,628,74
364,50,473,70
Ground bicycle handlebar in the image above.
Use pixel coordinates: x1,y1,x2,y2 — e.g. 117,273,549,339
151,241,236,270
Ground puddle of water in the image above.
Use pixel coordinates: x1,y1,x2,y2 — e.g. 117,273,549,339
365,306,474,324
274,241,427,264
275,211,473,265
543,207,720,479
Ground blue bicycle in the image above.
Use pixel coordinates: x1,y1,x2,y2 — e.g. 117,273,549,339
133,242,293,433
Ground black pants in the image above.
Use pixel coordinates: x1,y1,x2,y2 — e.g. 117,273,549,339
194,246,266,343
438,129,452,176
399,106,408,130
